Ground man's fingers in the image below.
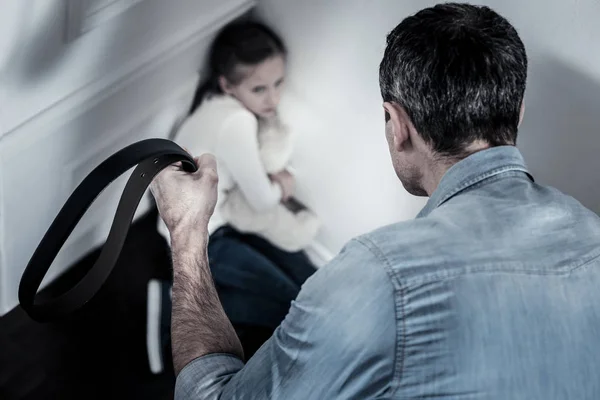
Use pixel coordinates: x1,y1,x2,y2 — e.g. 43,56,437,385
151,152,217,190
172,146,190,170
195,154,218,184
196,153,216,169
150,159,178,192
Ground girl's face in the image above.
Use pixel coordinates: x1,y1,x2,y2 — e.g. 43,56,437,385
219,55,286,119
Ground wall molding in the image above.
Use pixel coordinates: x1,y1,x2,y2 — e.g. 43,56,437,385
0,0,255,315
0,72,198,315
66,0,147,43
0,0,255,144
64,71,199,187
60,73,199,225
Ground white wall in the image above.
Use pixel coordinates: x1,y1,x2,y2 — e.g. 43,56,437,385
255,0,600,257
0,0,256,315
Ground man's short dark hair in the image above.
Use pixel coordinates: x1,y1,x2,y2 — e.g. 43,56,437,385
379,3,528,158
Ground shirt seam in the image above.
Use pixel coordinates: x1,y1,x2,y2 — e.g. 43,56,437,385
177,352,244,379
435,165,531,209
354,237,406,397
398,248,600,289
441,171,531,205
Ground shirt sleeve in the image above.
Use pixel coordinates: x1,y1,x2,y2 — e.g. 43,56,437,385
215,111,282,212
174,238,398,400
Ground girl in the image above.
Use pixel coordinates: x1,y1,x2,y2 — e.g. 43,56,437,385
147,20,317,374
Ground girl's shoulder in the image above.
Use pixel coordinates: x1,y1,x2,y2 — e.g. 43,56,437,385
196,94,256,124
173,95,257,149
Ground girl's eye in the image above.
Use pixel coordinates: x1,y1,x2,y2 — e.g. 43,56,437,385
252,86,266,93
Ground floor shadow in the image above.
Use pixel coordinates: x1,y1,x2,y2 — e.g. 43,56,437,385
0,210,176,400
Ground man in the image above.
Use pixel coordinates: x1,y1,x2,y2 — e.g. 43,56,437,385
151,3,600,399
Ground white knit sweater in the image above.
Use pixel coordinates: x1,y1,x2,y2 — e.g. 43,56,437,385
157,94,283,242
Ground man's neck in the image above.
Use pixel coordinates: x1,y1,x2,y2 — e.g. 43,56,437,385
422,161,452,196
422,141,491,196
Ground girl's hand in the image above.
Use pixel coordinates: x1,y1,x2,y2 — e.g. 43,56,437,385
269,169,295,201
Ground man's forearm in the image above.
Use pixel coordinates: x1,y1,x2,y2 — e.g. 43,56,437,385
170,228,244,375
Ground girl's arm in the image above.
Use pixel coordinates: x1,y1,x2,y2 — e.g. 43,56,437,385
216,111,284,212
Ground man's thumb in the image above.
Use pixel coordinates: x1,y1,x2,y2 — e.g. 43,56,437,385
195,153,218,182
195,153,217,169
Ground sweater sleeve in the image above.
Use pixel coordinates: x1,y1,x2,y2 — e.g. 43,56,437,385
215,111,283,212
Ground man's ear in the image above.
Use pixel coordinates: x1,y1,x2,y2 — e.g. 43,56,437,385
218,76,232,95
518,101,525,127
383,102,410,151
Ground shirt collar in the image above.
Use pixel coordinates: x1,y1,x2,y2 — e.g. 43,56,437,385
417,146,534,218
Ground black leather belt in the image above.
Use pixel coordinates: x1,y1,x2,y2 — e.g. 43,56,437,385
18,138,197,322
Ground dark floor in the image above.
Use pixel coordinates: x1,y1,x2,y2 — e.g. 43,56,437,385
0,208,177,400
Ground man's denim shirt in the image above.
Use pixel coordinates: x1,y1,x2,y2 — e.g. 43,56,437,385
176,146,600,399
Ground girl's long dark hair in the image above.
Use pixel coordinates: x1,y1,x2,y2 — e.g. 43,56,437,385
188,20,286,115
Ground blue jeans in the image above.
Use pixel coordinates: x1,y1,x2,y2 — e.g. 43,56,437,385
207,226,316,355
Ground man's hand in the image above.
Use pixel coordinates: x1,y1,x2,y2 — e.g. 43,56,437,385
150,153,218,240
269,169,295,201
151,152,243,374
